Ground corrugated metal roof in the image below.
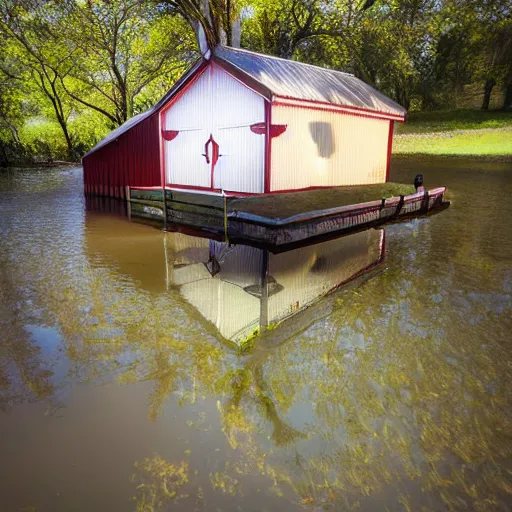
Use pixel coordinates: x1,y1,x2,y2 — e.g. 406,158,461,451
214,46,406,118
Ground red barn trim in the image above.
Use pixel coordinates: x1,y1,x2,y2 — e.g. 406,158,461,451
212,57,272,100
386,120,394,182
159,62,209,116
273,97,406,122
264,101,271,193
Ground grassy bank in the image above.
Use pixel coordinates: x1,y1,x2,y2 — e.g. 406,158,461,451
230,183,415,220
393,110,512,157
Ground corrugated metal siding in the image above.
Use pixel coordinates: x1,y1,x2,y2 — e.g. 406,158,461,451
180,280,260,340
270,104,390,191
213,65,265,193
267,229,383,324
164,64,265,192
83,113,161,197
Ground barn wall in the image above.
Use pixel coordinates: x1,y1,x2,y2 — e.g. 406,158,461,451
270,105,391,192
164,64,265,193
83,113,161,198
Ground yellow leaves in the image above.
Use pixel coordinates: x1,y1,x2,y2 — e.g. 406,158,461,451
132,456,189,511
209,471,239,496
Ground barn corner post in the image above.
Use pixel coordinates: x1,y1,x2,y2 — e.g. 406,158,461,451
385,120,394,183
159,110,168,230
264,100,272,193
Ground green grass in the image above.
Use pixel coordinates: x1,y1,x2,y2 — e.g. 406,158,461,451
393,128,512,156
395,109,512,134
230,183,415,220
393,109,512,157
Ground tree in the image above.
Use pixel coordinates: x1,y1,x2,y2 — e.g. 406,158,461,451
0,0,78,158
61,0,197,127
163,0,244,51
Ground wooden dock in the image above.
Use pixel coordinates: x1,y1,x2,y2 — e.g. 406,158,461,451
127,184,449,251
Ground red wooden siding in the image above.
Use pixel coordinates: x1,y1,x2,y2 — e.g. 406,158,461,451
83,113,161,198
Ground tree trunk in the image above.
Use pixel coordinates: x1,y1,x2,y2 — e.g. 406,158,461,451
231,18,241,48
56,117,75,161
503,83,512,111
395,85,410,110
481,78,495,110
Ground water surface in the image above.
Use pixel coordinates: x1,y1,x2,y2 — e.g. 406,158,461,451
1,158,511,511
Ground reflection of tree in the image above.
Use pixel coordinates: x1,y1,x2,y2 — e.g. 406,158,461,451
0,264,55,409
14,212,511,509
215,197,512,509
131,456,189,511
4,166,511,510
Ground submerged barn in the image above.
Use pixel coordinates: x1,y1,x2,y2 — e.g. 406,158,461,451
83,46,407,199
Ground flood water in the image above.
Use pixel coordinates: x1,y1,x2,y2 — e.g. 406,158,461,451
1,157,511,511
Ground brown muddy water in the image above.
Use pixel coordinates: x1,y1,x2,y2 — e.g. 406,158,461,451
0,157,511,511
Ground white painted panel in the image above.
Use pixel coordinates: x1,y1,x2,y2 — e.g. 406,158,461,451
180,279,260,340
166,232,210,265
211,65,265,193
210,64,264,128
166,129,210,187
214,127,265,192
164,64,265,192
270,105,390,191
165,70,212,130
211,242,263,288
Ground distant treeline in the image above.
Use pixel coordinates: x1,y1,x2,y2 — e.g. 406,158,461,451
0,0,511,165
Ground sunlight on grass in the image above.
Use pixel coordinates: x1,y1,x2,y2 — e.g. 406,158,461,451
393,128,512,156
396,109,512,134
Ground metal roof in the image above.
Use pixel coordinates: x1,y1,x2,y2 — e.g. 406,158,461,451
214,46,407,118
84,46,406,159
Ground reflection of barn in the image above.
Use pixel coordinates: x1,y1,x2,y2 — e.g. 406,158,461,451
84,201,384,343
168,229,385,342
83,46,406,199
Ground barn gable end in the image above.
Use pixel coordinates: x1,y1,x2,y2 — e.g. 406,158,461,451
161,64,266,193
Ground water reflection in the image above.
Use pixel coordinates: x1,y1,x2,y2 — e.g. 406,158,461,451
165,230,384,343
85,196,385,343
1,163,511,511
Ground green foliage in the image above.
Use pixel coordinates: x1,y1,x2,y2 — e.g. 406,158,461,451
0,0,196,164
19,120,70,161
0,0,511,164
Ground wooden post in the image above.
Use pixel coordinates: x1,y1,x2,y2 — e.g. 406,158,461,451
259,250,269,332
162,187,168,231
125,186,131,220
163,233,170,291
223,191,229,244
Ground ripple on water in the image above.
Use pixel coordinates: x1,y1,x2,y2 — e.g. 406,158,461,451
1,161,512,511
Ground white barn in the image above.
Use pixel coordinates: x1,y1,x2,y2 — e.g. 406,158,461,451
83,46,407,198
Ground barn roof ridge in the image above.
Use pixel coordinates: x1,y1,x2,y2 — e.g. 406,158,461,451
214,45,355,78
214,45,407,119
